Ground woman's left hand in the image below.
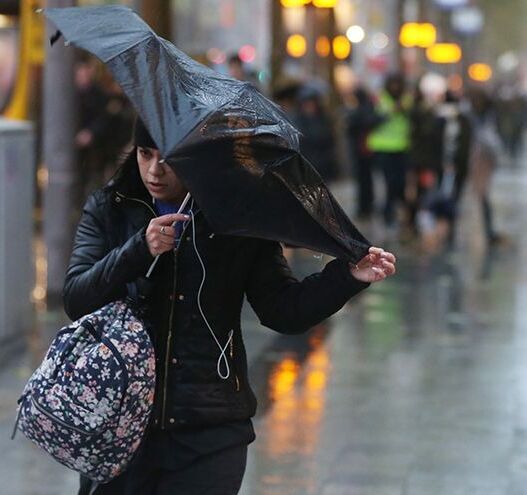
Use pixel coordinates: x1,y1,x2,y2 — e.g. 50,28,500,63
349,246,396,283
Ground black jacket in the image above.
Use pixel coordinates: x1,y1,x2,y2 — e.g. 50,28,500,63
63,164,369,430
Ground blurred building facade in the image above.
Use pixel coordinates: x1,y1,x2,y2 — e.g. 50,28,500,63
171,0,271,81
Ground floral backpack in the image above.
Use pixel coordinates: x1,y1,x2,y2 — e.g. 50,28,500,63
12,300,156,483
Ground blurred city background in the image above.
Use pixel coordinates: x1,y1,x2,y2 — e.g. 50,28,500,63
1,0,527,493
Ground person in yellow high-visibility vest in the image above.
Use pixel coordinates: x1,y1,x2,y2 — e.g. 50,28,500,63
368,73,412,229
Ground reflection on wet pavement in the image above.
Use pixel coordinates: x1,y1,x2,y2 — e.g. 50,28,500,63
239,168,527,495
2,168,527,494
257,330,331,494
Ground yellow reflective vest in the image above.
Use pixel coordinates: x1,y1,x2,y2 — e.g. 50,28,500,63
367,91,412,153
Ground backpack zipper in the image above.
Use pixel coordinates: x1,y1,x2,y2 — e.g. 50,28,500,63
30,397,100,436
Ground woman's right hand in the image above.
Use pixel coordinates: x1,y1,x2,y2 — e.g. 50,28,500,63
146,213,190,257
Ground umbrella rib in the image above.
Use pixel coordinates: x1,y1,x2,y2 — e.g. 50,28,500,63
166,99,244,157
103,33,155,63
270,165,370,252
139,38,246,156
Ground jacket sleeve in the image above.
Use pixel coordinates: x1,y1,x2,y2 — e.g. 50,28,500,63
245,240,369,334
63,194,154,321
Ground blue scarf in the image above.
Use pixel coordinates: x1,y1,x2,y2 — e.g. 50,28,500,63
154,199,192,247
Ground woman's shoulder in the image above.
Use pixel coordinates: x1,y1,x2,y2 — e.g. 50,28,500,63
83,186,117,214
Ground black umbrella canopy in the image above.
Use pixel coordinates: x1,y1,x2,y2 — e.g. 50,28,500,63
44,5,371,263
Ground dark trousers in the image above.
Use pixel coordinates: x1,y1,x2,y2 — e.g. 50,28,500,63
355,155,374,217
481,195,496,242
447,172,468,246
78,444,248,495
376,152,408,226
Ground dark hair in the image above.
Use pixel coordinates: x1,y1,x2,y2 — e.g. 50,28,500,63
385,72,406,99
133,118,157,149
106,147,148,198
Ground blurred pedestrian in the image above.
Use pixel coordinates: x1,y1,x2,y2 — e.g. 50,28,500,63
272,80,300,119
410,76,472,251
294,85,338,182
437,90,472,246
495,85,526,165
67,119,396,495
468,88,504,246
100,79,135,179
346,86,378,219
408,74,446,238
75,58,110,207
367,73,412,230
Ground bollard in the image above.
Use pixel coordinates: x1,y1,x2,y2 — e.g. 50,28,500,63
0,118,35,363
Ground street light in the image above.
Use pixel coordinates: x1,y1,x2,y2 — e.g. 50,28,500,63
239,45,256,64
399,22,436,48
286,34,307,57
468,63,492,82
417,23,437,48
281,0,310,7
316,35,331,57
426,43,462,64
399,22,420,48
333,35,351,59
372,32,390,50
312,0,337,8
281,0,338,8
346,25,365,43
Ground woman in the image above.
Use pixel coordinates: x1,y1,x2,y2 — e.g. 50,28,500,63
65,120,396,495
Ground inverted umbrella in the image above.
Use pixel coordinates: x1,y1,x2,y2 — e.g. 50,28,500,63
44,6,370,263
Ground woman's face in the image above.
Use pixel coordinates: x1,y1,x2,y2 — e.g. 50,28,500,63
137,147,187,203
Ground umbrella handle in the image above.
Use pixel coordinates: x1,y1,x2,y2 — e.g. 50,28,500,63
145,192,192,279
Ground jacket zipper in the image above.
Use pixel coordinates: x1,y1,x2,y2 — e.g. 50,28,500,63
162,249,178,427
115,191,158,218
116,191,199,426
115,191,174,422
161,218,193,428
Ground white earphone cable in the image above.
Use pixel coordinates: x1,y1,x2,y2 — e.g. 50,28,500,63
189,208,233,380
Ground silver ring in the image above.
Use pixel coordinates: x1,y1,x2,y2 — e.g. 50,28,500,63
160,226,166,234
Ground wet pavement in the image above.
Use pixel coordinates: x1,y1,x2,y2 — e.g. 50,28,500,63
2,165,527,494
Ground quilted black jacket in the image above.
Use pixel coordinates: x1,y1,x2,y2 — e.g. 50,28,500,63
63,164,369,430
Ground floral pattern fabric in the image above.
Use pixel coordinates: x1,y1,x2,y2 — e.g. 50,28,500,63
15,300,156,483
